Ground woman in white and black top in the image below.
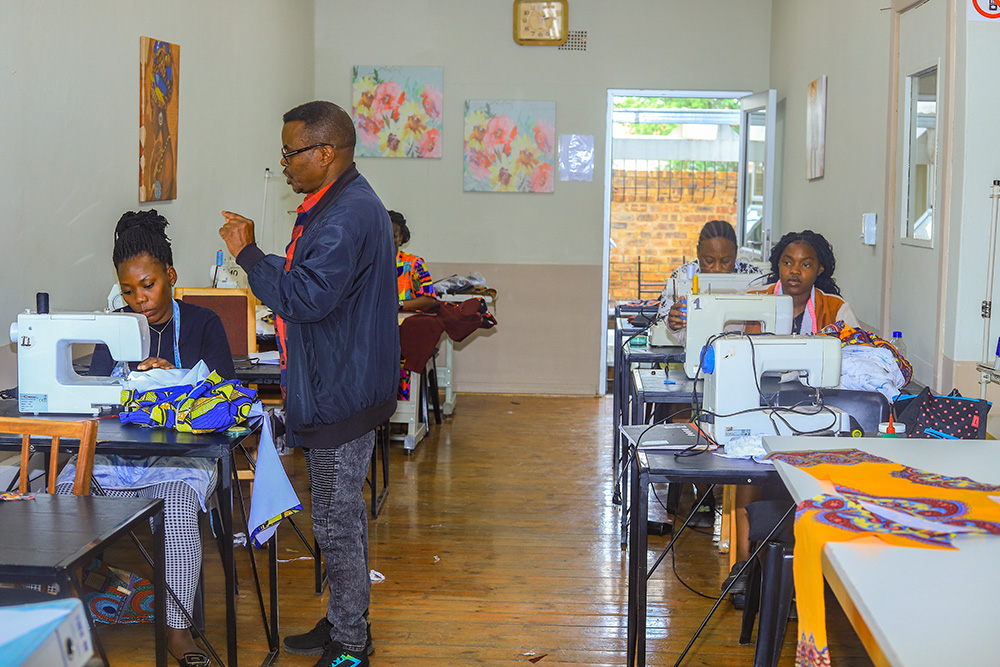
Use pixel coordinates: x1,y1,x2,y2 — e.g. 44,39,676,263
658,219,765,327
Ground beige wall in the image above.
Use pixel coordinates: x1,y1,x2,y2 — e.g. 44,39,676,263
769,1,1000,390
0,0,315,389
767,1,892,328
426,262,600,395
943,11,1000,384
317,0,773,394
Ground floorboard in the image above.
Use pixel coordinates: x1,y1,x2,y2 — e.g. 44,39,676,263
90,393,872,666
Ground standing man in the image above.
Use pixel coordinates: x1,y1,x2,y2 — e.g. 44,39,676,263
220,100,397,667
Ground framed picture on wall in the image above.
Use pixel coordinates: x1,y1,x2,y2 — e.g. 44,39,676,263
463,100,555,193
806,75,827,180
352,66,443,158
139,36,179,202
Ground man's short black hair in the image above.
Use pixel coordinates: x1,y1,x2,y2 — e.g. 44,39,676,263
283,100,356,150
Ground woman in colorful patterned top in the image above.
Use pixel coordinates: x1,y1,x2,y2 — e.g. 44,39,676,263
391,210,436,312
391,211,437,399
750,229,859,333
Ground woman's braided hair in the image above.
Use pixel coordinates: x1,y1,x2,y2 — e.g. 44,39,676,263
112,209,173,269
766,229,840,295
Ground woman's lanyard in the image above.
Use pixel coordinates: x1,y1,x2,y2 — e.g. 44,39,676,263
168,298,182,367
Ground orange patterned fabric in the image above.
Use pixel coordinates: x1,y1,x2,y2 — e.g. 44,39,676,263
768,449,1000,667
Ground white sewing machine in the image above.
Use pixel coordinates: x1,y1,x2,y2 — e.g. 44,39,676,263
683,293,793,377
9,311,150,415
699,334,850,444
670,273,764,300
648,274,772,348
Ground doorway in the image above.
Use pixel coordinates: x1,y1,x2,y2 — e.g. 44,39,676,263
599,89,776,393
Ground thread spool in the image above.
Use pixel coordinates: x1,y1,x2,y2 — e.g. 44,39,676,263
36,292,49,314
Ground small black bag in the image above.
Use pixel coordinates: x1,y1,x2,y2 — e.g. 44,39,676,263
896,387,991,439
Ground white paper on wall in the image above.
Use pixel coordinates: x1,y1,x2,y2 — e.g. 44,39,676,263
558,134,594,181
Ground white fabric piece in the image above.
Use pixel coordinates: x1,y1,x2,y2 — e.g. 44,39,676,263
122,360,211,392
838,346,905,401
717,434,766,459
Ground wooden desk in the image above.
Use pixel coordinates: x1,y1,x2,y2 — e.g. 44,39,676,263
762,436,1000,666
0,494,166,667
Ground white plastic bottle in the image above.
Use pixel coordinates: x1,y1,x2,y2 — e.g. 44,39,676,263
892,331,907,357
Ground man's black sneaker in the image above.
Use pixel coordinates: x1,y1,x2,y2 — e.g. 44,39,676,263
283,618,374,656
313,641,369,667
689,504,715,528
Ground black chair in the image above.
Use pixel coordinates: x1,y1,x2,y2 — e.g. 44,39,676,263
760,378,890,435
738,494,797,667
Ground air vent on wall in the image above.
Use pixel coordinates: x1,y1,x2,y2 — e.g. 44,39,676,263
558,30,587,51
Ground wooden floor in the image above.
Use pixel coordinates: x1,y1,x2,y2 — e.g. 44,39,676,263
96,393,872,666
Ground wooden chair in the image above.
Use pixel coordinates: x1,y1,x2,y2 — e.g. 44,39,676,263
0,416,98,495
173,287,257,355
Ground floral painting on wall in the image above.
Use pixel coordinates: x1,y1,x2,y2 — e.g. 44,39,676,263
352,66,443,158
464,100,555,193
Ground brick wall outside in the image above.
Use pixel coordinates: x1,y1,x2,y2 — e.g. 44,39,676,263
610,169,738,301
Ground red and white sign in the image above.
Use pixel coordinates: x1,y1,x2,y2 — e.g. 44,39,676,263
970,0,1000,20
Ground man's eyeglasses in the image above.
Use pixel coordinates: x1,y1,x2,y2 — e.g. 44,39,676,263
281,143,333,161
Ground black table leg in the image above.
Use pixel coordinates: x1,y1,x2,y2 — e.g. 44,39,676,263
219,455,238,667
626,453,645,667
153,504,167,667
613,324,623,504
266,533,279,665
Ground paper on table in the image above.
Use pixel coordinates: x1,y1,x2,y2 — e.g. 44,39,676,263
636,423,713,450
638,440,705,451
249,350,281,365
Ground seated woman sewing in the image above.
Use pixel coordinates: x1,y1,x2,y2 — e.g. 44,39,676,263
749,229,858,333
59,210,233,666
661,219,764,331
391,210,436,313
725,229,860,595
391,210,436,400
655,220,764,525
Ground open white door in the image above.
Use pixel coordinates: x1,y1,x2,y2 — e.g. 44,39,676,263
736,89,777,260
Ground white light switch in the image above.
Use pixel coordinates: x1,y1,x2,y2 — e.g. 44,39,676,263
862,213,877,246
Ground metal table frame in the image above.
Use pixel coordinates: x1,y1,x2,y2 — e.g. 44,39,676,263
611,303,683,509
618,366,699,546
622,424,779,667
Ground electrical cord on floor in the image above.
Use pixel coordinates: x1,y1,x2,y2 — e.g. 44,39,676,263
647,482,722,599
671,545,717,600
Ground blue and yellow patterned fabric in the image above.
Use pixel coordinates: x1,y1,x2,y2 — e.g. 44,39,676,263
119,371,257,433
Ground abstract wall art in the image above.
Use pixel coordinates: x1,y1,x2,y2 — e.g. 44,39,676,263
139,36,179,202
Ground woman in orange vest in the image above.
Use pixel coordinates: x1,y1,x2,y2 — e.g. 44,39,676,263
726,230,861,600
751,229,858,333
